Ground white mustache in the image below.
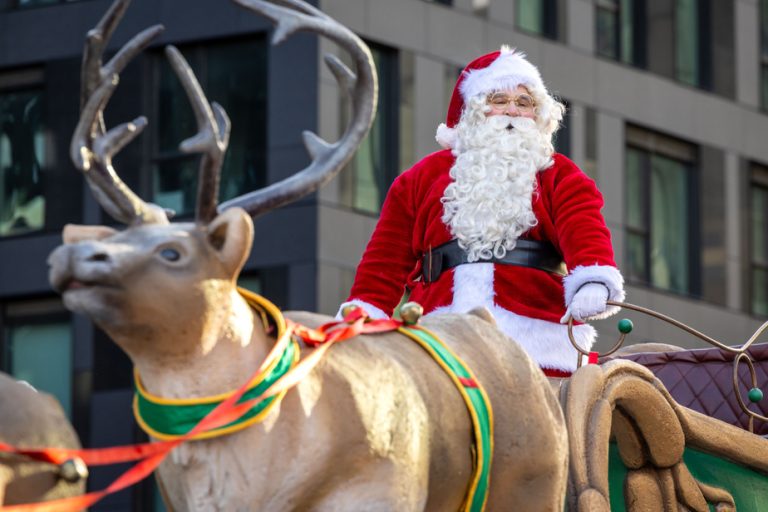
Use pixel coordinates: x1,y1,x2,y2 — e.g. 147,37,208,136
487,115,537,132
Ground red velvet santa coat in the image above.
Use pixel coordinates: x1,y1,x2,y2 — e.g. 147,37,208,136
346,150,625,372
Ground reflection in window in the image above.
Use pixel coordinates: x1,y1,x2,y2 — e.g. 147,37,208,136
0,89,45,236
339,44,402,214
676,0,700,86
625,128,696,295
153,38,267,217
5,322,72,417
516,0,557,39
596,0,644,66
761,0,768,109
751,166,768,317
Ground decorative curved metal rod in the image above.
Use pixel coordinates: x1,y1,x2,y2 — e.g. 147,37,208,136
567,301,768,431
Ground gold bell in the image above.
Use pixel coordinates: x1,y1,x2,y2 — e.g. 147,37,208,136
59,457,88,483
341,304,359,319
400,302,424,326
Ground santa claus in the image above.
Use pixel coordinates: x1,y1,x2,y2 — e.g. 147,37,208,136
340,47,625,376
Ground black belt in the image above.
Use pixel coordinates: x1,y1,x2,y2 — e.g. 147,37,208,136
421,238,566,283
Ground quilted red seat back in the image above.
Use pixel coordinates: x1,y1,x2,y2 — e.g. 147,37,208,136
608,343,768,435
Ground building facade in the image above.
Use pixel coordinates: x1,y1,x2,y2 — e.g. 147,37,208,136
0,0,766,509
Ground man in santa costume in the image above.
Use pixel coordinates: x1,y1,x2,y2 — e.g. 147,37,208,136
340,47,625,377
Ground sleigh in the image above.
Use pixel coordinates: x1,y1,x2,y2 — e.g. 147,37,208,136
559,305,768,511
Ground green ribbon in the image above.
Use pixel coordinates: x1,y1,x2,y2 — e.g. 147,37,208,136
400,326,493,512
134,339,297,440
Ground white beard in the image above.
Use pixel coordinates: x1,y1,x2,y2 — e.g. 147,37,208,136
441,107,554,262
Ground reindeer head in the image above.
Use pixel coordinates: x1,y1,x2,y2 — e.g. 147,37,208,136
48,0,376,357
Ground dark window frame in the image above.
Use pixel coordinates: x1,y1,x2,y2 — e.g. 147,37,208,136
749,164,768,317
338,41,401,216
145,35,268,220
673,0,713,90
595,0,647,68
760,0,768,110
624,125,701,297
516,0,559,40
0,67,51,239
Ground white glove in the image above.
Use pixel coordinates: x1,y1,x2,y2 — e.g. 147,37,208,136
560,283,610,323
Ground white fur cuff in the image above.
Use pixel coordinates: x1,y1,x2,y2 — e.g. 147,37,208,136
563,265,625,320
435,123,458,150
335,299,390,320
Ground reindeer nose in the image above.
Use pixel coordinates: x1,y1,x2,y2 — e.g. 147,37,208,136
86,251,110,263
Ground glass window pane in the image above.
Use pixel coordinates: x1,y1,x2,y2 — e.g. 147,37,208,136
625,148,645,230
206,40,267,202
753,185,768,264
7,322,72,418
649,155,689,293
762,0,768,59
341,46,398,214
596,8,619,59
676,0,699,86
153,157,198,215
762,65,768,111
620,0,635,65
517,0,543,34
754,268,768,317
153,39,267,216
0,90,46,236
626,232,648,283
17,0,59,7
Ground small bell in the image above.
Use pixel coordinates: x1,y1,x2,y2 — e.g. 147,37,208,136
59,457,88,483
400,302,424,326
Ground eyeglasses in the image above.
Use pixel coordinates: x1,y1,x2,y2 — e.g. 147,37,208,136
486,92,537,114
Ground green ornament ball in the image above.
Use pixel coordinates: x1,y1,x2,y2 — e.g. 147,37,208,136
617,318,633,334
748,387,763,403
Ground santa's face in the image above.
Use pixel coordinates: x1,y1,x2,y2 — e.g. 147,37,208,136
484,85,537,120
441,96,553,262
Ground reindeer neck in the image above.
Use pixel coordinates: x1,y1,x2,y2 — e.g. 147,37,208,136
131,288,279,400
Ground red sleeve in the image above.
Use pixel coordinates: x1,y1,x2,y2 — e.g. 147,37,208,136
346,170,419,315
548,158,616,269
546,156,625,305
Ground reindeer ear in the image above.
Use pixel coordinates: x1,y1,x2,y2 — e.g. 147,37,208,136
63,224,118,244
207,208,254,275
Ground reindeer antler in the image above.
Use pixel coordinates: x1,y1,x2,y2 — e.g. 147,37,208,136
71,0,168,225
218,0,378,218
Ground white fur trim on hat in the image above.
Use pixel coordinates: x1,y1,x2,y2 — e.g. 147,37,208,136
435,122,458,150
336,299,389,320
429,263,592,372
563,264,625,320
460,47,546,102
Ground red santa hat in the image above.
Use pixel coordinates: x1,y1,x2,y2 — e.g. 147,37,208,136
436,46,559,150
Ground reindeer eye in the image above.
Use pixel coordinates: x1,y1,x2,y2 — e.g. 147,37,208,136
159,248,181,262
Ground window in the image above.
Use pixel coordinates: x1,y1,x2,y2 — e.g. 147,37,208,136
1,302,72,418
15,0,87,6
596,0,645,66
0,85,46,236
675,0,704,87
761,0,768,109
339,43,403,214
152,38,267,217
553,99,570,157
751,165,768,317
625,126,698,295
516,0,558,39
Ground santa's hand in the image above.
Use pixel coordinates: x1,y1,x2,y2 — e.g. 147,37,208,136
560,282,610,323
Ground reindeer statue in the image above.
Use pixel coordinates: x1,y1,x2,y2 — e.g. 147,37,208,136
48,0,568,510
